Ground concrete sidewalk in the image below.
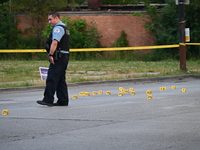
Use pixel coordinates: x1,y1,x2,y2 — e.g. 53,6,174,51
1,74,200,91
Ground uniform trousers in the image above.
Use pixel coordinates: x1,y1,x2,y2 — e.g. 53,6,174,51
43,55,69,105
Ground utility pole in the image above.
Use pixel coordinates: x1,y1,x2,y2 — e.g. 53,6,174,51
178,0,186,71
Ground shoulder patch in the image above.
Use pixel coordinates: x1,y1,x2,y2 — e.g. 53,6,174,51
54,28,60,33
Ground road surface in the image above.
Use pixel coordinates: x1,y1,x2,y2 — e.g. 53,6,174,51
0,75,200,150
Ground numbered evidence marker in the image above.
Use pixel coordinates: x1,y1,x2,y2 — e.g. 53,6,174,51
118,92,124,96
92,91,98,95
147,95,153,99
171,86,177,89
130,91,136,95
106,91,111,95
160,87,167,91
79,92,86,96
123,89,129,93
119,87,124,92
79,92,91,96
98,90,103,94
84,92,91,96
181,88,187,92
146,90,152,95
72,95,78,99
2,110,9,115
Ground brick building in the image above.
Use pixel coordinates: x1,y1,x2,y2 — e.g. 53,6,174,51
16,11,155,49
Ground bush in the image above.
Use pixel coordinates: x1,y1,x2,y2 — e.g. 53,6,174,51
107,30,132,61
42,17,103,60
112,30,129,47
0,3,20,49
102,0,139,5
144,0,200,60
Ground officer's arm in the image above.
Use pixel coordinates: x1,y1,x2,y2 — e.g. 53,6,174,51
49,40,58,55
49,40,58,64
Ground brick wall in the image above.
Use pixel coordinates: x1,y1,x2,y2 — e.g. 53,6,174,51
16,13,155,48
16,15,32,37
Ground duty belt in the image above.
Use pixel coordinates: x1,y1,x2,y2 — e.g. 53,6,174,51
54,50,69,60
59,50,69,54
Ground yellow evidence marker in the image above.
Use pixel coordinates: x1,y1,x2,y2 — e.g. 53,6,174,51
160,87,167,91
130,91,136,95
92,91,98,95
146,90,152,95
171,86,177,89
119,87,124,92
106,91,112,95
129,88,134,91
123,89,129,93
147,95,153,99
118,92,124,96
2,110,9,115
98,90,103,94
181,88,187,92
79,92,86,96
72,95,78,99
84,92,91,96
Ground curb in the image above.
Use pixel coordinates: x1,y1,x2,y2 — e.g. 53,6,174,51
0,74,200,92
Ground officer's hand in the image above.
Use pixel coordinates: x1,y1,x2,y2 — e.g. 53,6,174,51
49,56,55,64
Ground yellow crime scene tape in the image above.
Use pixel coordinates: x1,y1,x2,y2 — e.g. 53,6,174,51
0,43,199,53
185,43,200,46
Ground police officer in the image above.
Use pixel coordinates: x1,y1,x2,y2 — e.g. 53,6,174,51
37,11,70,106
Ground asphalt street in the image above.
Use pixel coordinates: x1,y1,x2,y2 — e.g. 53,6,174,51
0,75,200,150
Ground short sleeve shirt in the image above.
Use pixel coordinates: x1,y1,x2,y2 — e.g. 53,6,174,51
52,21,66,42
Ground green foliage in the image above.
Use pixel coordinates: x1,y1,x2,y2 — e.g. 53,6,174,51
64,17,88,48
11,0,68,48
102,0,165,5
0,3,20,49
0,2,46,60
112,30,129,47
42,24,53,38
63,17,102,49
129,12,145,17
143,0,200,60
16,36,41,49
147,0,165,3
108,30,131,61
84,24,102,48
42,17,103,60
0,0,9,3
145,0,179,60
71,0,85,7
185,0,200,58
12,0,67,14
102,0,139,5
74,0,85,5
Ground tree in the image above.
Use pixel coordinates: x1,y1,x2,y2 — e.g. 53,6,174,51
75,0,85,5
69,0,86,10
185,0,200,58
144,0,200,60
42,17,102,60
0,2,20,49
102,0,166,5
11,0,68,48
112,30,129,47
0,0,9,3
102,0,138,5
